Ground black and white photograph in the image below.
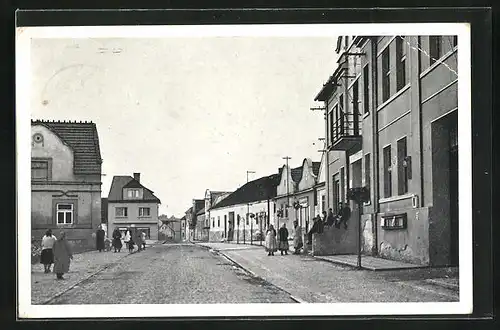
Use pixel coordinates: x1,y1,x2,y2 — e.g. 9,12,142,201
16,22,472,318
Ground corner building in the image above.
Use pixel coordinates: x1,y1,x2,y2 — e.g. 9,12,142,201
314,35,458,266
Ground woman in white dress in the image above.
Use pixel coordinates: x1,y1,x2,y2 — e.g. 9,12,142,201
265,224,278,256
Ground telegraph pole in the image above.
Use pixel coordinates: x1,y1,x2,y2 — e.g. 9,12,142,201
246,171,255,245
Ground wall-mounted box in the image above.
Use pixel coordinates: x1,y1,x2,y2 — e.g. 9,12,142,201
381,213,407,230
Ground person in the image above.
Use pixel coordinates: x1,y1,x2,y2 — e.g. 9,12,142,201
126,229,135,253
52,231,73,280
292,221,303,255
96,225,105,252
278,223,289,255
141,231,147,250
40,229,56,273
112,228,123,253
307,215,324,245
135,230,143,252
336,202,352,229
322,211,328,224
265,224,278,256
326,208,335,226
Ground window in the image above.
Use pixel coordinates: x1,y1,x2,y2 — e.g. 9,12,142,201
338,94,344,135
364,154,371,198
212,218,215,227
340,167,345,202
137,228,150,239
217,216,220,227
246,214,249,225
452,36,457,48
363,64,369,114
396,37,407,91
429,36,442,65
352,80,360,135
383,145,392,198
321,195,326,213
31,160,49,180
116,207,128,217
382,46,390,102
139,207,150,217
329,110,334,144
127,189,140,198
285,207,289,218
56,203,73,224
397,137,409,195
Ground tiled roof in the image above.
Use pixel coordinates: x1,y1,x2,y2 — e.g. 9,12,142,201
290,166,304,183
211,174,280,210
107,175,161,203
32,119,102,174
312,161,321,177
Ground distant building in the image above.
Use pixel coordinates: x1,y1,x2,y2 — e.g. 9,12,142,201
203,190,231,242
31,119,102,252
313,35,458,266
158,215,182,242
209,174,280,243
180,216,187,240
107,173,161,240
186,199,204,241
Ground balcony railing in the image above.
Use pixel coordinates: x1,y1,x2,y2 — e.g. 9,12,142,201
329,111,362,151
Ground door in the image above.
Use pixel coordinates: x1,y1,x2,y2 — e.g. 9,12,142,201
332,174,340,214
228,212,235,241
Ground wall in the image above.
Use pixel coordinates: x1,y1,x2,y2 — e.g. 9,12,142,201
209,200,270,243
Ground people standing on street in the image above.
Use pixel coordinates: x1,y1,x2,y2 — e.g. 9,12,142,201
265,224,277,256
40,229,56,273
52,231,73,280
112,228,123,253
307,215,324,245
326,208,335,226
292,221,303,255
335,202,352,229
322,211,328,224
96,225,105,252
125,228,135,253
141,231,147,250
278,223,289,255
135,230,143,252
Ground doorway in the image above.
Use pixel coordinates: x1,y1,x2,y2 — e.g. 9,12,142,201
332,174,340,213
228,212,235,241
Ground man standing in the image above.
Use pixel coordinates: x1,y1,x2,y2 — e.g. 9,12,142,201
278,223,289,255
326,208,335,226
335,202,352,229
96,225,105,252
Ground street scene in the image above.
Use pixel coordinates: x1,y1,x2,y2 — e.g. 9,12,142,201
27,30,461,308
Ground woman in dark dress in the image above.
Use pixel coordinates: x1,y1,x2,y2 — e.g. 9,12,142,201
96,225,105,252
278,223,289,255
112,228,123,253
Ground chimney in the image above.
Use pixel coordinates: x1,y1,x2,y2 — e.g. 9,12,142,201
133,173,140,182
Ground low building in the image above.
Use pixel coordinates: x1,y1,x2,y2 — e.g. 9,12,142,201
186,199,205,241
203,190,231,242
31,119,103,252
195,208,206,241
158,215,182,242
209,174,280,243
107,173,161,240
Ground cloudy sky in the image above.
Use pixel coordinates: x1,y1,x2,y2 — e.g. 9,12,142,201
30,35,338,217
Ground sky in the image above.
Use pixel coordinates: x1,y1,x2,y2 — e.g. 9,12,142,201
30,36,339,217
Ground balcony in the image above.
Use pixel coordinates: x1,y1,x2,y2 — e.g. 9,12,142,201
329,112,362,151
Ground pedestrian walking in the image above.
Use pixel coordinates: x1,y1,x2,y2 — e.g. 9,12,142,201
292,221,303,255
278,223,289,255
52,231,73,280
40,229,56,273
112,228,123,253
265,224,277,256
96,225,105,252
141,231,147,250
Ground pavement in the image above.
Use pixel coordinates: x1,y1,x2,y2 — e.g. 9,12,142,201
43,243,294,304
31,240,163,304
196,242,459,303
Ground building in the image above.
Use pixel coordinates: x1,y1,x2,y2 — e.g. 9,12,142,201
183,207,193,241
186,199,205,241
274,159,321,239
203,190,231,241
107,173,161,240
101,197,108,236
313,35,458,266
209,174,280,243
180,216,187,240
158,215,182,242
195,207,206,241
31,119,102,252
314,149,327,217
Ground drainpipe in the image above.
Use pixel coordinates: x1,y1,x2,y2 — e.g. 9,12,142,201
371,37,380,255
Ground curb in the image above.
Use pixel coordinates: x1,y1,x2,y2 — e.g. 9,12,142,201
425,278,459,291
313,256,428,272
41,252,133,305
196,243,301,304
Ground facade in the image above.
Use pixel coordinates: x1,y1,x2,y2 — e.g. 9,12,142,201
313,35,458,266
195,208,207,241
187,199,205,241
107,173,161,240
209,174,280,243
315,149,327,217
158,215,182,242
274,160,321,239
31,120,103,252
184,207,194,241
180,216,187,241
203,190,231,242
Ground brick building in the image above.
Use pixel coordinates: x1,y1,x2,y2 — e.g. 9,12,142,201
313,35,458,266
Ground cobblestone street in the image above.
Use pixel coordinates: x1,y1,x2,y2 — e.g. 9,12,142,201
41,243,295,304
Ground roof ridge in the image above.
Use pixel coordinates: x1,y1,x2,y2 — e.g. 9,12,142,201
31,119,94,124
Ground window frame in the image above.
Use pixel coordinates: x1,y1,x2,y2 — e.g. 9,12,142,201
31,159,51,181
115,207,128,217
138,207,151,217
397,137,409,195
56,203,74,225
381,46,391,102
364,153,371,199
429,36,442,65
363,64,370,114
396,37,407,91
383,145,393,198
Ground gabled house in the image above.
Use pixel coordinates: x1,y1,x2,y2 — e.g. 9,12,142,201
107,173,161,240
31,119,102,252
158,215,182,242
209,174,280,243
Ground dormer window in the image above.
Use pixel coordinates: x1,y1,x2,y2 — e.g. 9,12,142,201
127,189,140,199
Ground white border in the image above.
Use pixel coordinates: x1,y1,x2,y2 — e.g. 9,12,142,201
17,23,472,318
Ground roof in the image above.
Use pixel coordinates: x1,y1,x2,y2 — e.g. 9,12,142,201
196,208,205,216
31,119,102,174
312,162,321,177
211,174,280,210
290,166,304,183
107,175,161,203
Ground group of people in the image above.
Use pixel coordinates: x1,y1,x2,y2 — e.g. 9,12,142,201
40,229,73,280
95,226,147,254
263,201,352,256
264,221,303,256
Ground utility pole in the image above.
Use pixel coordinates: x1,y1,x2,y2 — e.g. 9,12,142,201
282,156,292,230
246,171,255,245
